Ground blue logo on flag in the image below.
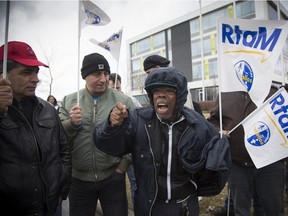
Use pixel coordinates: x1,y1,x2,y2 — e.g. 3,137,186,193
246,121,270,147
234,60,254,92
85,10,101,24
99,43,110,51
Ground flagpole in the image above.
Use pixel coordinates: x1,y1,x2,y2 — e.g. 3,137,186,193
115,27,123,89
3,0,10,79
77,0,82,104
277,0,285,85
199,0,205,101
225,2,235,215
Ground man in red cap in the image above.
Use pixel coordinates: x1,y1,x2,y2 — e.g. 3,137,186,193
0,41,71,216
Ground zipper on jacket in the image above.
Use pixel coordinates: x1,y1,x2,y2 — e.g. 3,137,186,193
93,96,98,180
145,123,158,216
166,125,173,201
161,116,185,203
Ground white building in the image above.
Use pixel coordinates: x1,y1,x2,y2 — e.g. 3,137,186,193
127,0,288,106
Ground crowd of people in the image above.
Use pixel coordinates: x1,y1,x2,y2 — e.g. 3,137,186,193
0,40,286,216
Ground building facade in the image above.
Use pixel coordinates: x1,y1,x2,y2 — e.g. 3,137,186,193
127,0,288,105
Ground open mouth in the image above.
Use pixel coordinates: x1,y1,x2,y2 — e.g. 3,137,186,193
157,103,168,112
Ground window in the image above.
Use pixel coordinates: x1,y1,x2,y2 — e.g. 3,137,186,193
191,88,203,101
208,58,217,79
202,7,229,32
136,38,150,54
130,44,136,57
203,36,217,56
191,40,201,58
131,58,141,73
205,86,218,101
190,18,200,36
131,74,147,91
236,0,255,19
152,32,165,49
192,62,202,81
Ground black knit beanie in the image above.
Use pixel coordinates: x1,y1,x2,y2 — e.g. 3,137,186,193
81,53,110,79
143,55,170,71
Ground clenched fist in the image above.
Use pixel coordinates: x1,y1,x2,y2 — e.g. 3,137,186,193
109,102,128,126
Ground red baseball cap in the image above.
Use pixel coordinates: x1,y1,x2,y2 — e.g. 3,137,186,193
0,41,48,67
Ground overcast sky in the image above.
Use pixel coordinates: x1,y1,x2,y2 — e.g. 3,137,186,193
2,0,286,101
0,0,214,101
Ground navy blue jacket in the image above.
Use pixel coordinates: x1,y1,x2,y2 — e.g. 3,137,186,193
94,106,230,216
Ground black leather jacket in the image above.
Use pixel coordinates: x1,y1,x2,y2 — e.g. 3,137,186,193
0,96,71,215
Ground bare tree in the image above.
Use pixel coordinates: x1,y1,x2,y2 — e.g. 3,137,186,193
37,41,63,96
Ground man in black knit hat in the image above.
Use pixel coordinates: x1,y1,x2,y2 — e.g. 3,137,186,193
59,53,135,216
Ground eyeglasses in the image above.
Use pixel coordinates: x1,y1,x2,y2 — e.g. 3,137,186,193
151,88,176,95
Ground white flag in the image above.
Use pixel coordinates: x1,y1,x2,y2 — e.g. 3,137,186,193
80,0,111,30
241,87,288,168
90,28,123,61
218,18,288,107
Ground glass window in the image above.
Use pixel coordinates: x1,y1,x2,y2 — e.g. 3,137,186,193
205,86,218,101
191,40,201,58
202,7,229,32
131,58,141,73
130,44,135,57
203,37,212,56
236,0,255,19
153,32,165,49
136,38,150,54
192,62,202,81
191,88,203,101
131,76,138,91
190,18,200,36
208,58,218,79
131,74,147,91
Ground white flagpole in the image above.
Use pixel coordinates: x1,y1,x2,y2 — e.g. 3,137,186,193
114,27,123,89
277,0,286,85
199,0,205,101
77,0,82,104
3,0,10,79
226,0,236,216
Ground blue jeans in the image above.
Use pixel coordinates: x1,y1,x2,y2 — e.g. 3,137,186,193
69,172,128,216
228,161,285,216
54,202,62,216
223,189,264,215
127,164,137,204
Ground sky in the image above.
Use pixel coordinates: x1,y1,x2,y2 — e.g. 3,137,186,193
0,0,222,101
1,0,287,101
